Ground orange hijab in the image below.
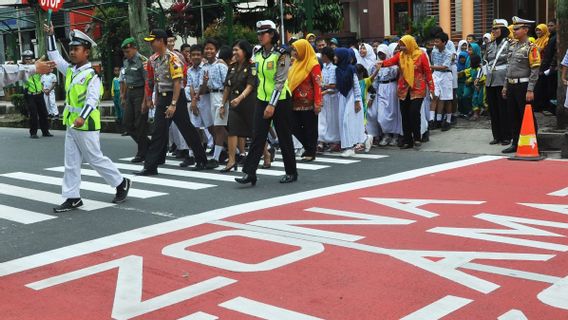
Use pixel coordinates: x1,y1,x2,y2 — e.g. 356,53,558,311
288,39,319,92
535,24,550,49
399,35,423,87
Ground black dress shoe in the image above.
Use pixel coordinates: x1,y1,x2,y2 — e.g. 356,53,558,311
42,132,54,137
135,168,158,176
421,131,430,142
30,134,39,139
207,159,220,169
131,156,145,163
502,145,517,154
235,174,257,186
489,139,500,145
441,121,451,131
501,140,511,146
400,144,413,149
280,174,298,183
179,157,195,167
300,156,315,162
53,198,83,213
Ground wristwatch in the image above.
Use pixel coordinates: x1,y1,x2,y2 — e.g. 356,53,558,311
171,100,177,105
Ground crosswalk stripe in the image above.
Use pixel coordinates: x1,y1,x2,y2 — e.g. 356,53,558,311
1,172,167,199
269,160,328,170
321,152,388,160
288,156,360,164
0,204,57,224
112,162,238,182
0,183,115,211
45,167,216,190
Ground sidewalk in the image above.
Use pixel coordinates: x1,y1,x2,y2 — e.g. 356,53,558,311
422,113,564,158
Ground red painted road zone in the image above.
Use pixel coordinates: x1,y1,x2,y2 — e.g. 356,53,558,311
2,158,568,319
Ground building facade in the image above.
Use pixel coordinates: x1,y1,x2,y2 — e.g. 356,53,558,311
342,0,556,42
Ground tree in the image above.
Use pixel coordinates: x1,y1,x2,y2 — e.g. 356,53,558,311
93,5,130,89
204,20,257,45
129,0,152,57
267,0,343,34
167,0,225,40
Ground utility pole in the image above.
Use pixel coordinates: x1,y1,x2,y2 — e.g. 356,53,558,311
557,0,568,129
128,0,151,56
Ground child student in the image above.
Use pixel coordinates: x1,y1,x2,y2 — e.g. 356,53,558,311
464,54,486,120
334,48,364,158
318,47,341,153
111,66,123,125
373,44,402,147
356,63,378,153
457,51,471,117
429,32,454,131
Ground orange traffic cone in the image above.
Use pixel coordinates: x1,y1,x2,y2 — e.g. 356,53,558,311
509,104,544,161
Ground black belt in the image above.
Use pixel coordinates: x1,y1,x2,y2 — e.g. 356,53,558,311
26,92,42,96
435,70,452,73
209,89,223,93
378,79,397,84
158,91,173,96
127,85,144,90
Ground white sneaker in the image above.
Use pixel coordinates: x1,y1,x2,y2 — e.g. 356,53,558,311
379,136,391,147
364,134,373,153
341,148,356,158
388,137,399,146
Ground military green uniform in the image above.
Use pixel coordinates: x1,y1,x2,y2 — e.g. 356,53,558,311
122,50,150,161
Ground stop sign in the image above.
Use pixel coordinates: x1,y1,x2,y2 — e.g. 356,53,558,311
39,0,63,12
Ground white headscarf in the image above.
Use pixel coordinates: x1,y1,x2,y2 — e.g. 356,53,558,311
376,44,391,59
388,43,399,57
483,33,492,43
357,43,377,73
457,40,469,53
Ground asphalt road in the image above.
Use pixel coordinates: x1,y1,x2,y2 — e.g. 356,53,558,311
0,127,472,262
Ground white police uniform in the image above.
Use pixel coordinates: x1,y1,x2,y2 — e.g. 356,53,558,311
48,30,129,211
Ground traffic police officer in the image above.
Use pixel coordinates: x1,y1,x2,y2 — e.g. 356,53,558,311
135,29,212,176
45,25,131,212
22,50,52,139
501,16,541,154
485,19,512,146
236,20,298,186
0,60,55,89
121,37,150,163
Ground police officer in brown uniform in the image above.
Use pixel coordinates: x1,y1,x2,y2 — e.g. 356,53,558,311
135,29,213,176
501,16,541,154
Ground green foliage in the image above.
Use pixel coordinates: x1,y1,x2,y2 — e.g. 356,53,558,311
93,5,130,67
396,16,437,45
204,21,257,45
273,0,343,34
167,0,224,39
10,94,26,116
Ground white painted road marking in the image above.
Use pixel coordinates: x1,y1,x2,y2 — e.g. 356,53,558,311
219,296,323,319
0,204,57,224
0,182,115,211
400,295,473,320
45,167,216,190
0,156,501,277
1,172,166,199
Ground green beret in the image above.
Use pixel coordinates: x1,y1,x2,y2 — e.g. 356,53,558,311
121,37,137,49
